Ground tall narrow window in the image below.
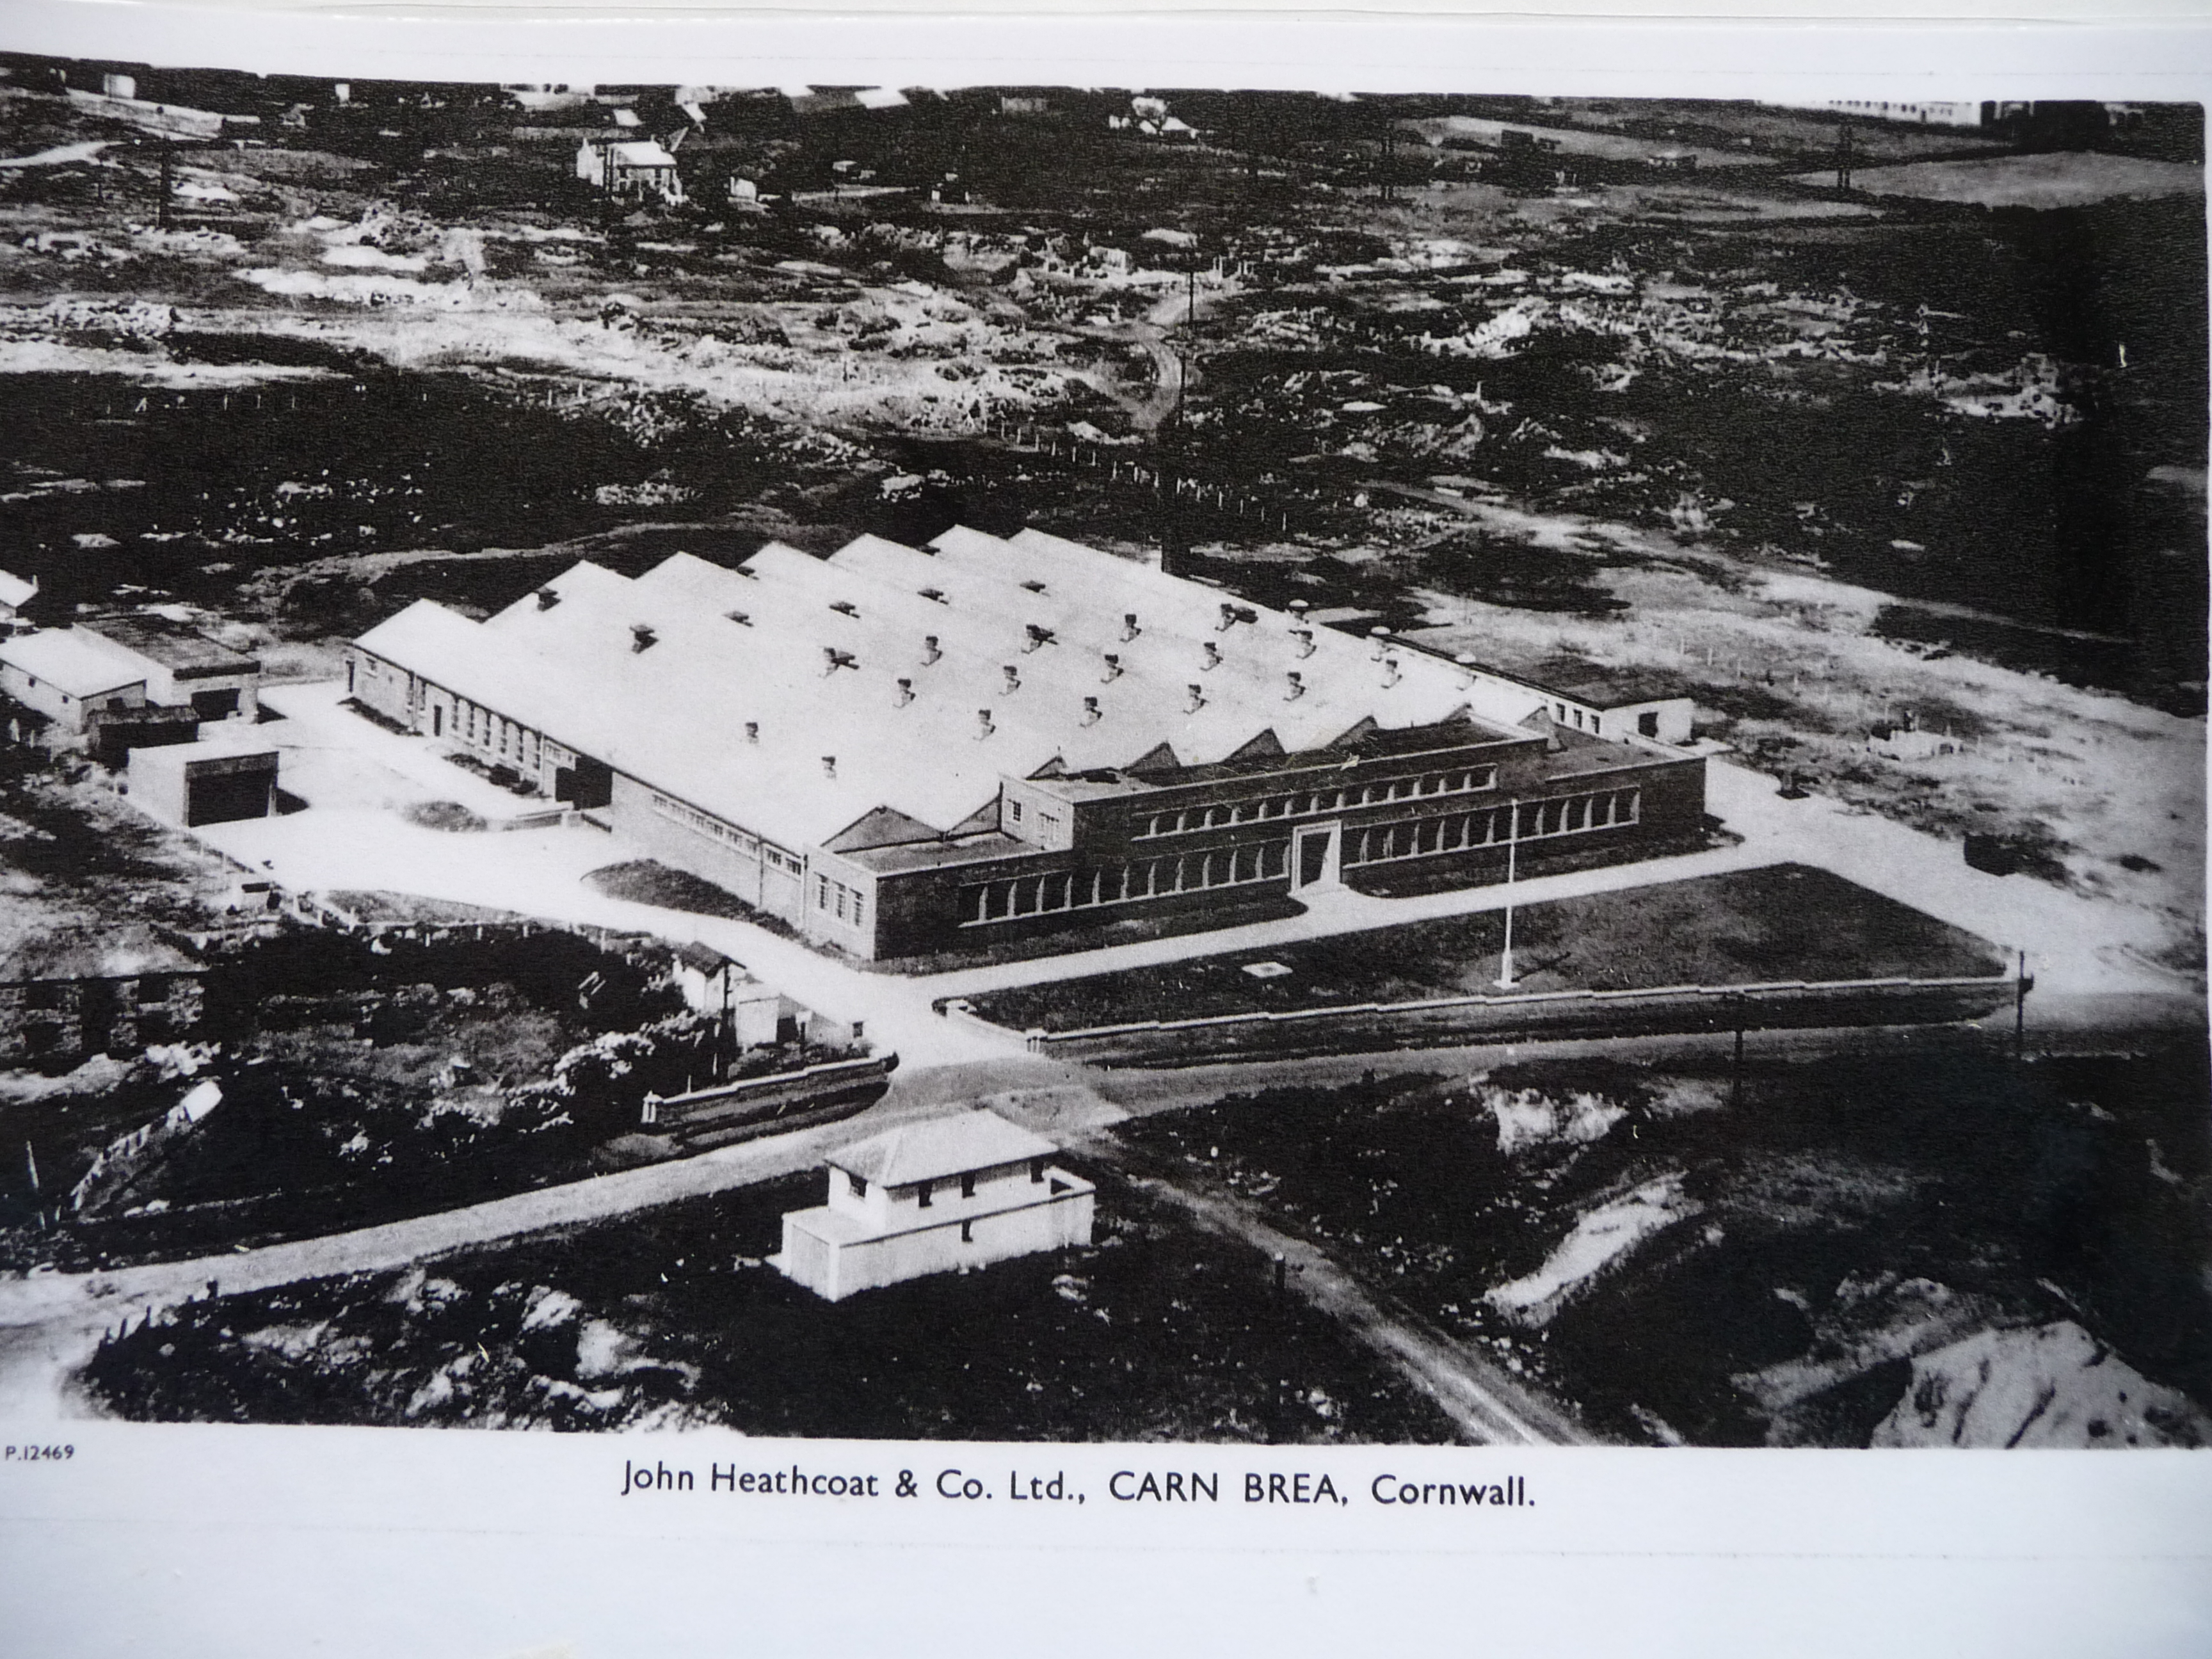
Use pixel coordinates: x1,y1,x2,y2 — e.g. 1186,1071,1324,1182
916,1180,933,1208
847,1171,867,1198
960,1172,977,1199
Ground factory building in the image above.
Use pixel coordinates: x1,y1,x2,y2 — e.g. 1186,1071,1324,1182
345,527,1706,963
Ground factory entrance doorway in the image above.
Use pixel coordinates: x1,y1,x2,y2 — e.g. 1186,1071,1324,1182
1291,822,1342,894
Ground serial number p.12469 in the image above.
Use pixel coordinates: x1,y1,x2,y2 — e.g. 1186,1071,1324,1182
4,1444,74,1462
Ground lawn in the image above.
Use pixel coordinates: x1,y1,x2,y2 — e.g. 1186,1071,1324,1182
965,865,2006,1034
83,1168,1459,1445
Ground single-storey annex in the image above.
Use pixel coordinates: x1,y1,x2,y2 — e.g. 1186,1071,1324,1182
344,526,1707,963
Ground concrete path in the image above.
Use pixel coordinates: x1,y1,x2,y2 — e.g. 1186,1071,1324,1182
0,1089,964,1422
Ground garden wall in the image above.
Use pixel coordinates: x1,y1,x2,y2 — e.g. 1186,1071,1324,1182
948,974,2016,1067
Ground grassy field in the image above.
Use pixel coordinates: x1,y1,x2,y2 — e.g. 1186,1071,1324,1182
965,864,2005,1034
83,1167,1459,1443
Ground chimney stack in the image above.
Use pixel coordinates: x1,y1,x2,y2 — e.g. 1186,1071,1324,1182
1002,664,1022,693
895,677,915,707
1285,671,1306,701
630,624,657,653
1121,613,1141,642
1080,696,1102,725
976,709,996,739
1185,684,1206,714
744,721,758,744
1101,653,1123,682
821,756,837,779
922,635,942,665
1200,643,1222,671
1293,627,1316,659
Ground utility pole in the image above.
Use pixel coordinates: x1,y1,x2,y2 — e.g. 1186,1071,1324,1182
1834,119,1855,193
1495,801,1521,989
157,138,173,230
2014,949,2029,1061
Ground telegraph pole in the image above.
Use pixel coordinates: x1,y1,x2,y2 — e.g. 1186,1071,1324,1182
1834,119,1855,193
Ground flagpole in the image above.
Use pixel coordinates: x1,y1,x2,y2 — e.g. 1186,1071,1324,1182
1495,800,1520,990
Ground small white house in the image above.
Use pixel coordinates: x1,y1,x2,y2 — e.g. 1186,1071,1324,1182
775,1112,1094,1302
0,570,36,630
668,942,785,1049
575,138,686,205
0,629,147,734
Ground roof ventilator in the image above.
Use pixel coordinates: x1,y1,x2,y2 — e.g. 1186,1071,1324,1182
1185,684,1206,714
1370,625,1393,662
975,709,996,740
1023,624,1055,652
895,678,915,707
823,646,858,675
535,588,561,611
1100,653,1123,682
922,635,942,666
821,756,837,778
630,624,657,653
1080,696,1102,725
1285,671,1306,701
1200,643,1222,671
1121,613,1141,642
1002,665,1022,694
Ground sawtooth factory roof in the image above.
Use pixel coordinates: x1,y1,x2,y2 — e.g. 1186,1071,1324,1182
352,526,1556,851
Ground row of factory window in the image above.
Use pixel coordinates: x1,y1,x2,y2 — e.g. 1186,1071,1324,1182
1131,765,1498,840
650,789,762,858
451,696,540,774
963,786,1642,925
815,874,867,930
961,839,1292,926
1339,788,1640,869
646,790,801,873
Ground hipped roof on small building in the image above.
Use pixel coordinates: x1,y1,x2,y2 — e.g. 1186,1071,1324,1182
0,629,147,699
828,1110,1060,1189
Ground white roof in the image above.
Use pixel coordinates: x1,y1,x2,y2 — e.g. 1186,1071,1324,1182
0,571,35,609
351,527,1546,852
828,1110,1059,1187
0,629,146,698
597,140,677,168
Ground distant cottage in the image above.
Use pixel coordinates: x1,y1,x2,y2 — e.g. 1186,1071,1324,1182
575,138,686,205
774,1112,1095,1301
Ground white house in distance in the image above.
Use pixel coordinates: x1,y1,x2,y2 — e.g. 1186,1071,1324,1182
0,570,36,630
575,138,686,205
775,1112,1095,1302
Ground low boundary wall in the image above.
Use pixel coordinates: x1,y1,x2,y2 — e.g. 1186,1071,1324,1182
641,1053,900,1144
943,974,2017,1067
